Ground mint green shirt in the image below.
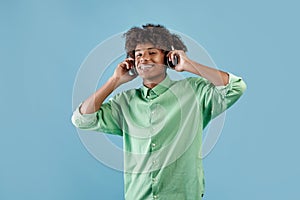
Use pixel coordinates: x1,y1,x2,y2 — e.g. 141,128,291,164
72,73,246,200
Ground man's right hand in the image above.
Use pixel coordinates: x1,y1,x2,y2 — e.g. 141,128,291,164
113,58,138,86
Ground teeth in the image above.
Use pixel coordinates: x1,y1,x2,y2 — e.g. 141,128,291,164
140,64,153,70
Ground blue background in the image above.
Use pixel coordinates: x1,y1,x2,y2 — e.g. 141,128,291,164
1,0,299,199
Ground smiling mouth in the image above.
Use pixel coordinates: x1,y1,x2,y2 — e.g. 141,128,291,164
139,64,154,70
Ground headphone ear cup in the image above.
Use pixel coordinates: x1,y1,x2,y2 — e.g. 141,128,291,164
164,54,169,67
127,53,136,68
129,67,137,76
127,57,137,76
165,53,177,69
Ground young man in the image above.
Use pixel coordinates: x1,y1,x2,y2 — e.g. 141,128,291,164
72,24,246,200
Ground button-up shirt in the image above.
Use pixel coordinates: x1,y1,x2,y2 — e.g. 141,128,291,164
72,73,246,200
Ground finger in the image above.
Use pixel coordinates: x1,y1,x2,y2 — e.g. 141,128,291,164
118,62,125,68
124,61,131,69
169,51,179,63
166,51,172,59
125,57,134,62
166,51,173,62
119,62,128,70
171,52,176,62
125,59,135,69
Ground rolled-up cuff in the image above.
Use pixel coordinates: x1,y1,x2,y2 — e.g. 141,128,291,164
71,103,98,128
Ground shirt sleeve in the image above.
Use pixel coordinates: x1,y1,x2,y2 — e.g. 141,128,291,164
71,100,123,136
188,73,247,128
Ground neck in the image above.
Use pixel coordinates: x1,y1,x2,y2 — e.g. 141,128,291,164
143,74,166,89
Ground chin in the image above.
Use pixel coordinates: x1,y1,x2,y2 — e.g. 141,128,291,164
140,72,166,81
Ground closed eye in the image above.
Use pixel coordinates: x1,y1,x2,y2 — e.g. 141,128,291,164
135,53,142,57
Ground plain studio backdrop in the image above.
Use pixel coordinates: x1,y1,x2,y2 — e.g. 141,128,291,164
1,0,299,199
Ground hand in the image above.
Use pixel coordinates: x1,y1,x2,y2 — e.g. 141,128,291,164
113,58,138,86
167,50,190,72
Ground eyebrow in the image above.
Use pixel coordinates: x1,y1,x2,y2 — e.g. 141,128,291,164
135,47,157,52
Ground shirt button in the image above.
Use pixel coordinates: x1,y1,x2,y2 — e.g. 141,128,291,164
153,195,158,199
151,143,156,148
152,178,157,182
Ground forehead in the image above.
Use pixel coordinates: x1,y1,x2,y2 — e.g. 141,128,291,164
135,43,157,52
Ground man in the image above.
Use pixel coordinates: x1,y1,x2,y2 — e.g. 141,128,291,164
72,24,246,200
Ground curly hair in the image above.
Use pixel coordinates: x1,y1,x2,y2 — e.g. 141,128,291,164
124,24,187,58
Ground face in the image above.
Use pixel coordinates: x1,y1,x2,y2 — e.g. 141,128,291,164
134,43,167,83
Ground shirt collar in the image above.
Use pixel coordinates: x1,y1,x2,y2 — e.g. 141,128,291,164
141,75,173,99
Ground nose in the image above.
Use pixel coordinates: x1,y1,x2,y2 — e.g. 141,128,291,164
140,52,150,63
